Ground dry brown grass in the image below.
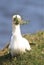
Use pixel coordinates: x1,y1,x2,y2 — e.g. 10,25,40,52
0,31,44,65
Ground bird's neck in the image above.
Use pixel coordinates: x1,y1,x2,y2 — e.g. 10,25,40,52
12,24,22,37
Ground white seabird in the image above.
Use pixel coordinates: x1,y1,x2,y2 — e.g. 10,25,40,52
9,15,31,56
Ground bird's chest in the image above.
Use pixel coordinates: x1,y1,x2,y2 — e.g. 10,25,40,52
10,36,24,50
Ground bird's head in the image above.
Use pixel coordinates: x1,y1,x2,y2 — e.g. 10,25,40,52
12,15,29,25
12,15,22,25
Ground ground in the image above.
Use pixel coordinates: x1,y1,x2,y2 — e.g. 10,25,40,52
0,31,44,65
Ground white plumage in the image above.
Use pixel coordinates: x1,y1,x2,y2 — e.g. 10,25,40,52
9,15,31,56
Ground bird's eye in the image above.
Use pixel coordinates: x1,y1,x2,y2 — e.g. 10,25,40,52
13,18,16,21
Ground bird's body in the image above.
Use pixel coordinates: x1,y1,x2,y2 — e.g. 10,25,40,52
9,15,31,56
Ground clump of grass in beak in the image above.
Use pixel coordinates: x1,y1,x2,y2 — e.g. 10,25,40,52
21,20,30,25
12,15,30,25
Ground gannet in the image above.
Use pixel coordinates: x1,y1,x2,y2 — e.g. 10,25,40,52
9,15,31,56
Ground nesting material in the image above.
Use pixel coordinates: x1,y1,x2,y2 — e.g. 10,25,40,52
9,15,31,56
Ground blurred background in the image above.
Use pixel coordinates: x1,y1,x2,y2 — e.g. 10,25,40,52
0,0,44,49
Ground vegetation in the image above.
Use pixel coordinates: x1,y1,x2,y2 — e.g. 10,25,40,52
0,31,44,65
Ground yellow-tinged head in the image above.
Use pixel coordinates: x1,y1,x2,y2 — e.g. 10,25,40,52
12,15,22,25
